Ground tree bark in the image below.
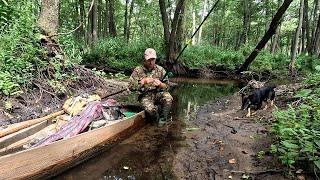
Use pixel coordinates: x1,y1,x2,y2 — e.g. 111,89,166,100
124,0,129,41
159,0,186,74
302,0,310,53
176,1,186,53
311,12,320,55
198,0,208,44
192,1,196,45
237,0,293,73
79,0,85,40
271,0,282,54
38,0,60,37
264,0,270,50
108,0,117,37
289,0,304,77
98,0,103,38
311,0,319,41
87,2,93,45
127,0,134,42
104,0,109,37
238,0,251,48
92,0,98,43
159,0,170,46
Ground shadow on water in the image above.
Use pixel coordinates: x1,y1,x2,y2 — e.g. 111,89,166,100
53,78,239,180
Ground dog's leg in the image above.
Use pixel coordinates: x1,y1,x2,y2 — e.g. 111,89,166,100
246,108,251,117
270,100,274,107
263,100,269,110
263,104,268,110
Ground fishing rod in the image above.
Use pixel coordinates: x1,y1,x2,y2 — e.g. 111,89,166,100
175,0,220,62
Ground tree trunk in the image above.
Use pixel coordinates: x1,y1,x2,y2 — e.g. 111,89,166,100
289,0,304,77
92,0,98,43
159,0,186,74
38,0,60,37
124,0,129,41
104,0,109,37
79,0,85,40
192,2,196,45
238,0,251,48
264,0,270,50
271,0,282,54
311,0,319,41
198,0,207,44
176,1,186,53
98,0,102,38
159,0,170,46
237,0,293,73
87,3,93,45
108,0,117,37
302,0,310,53
311,12,320,55
271,24,281,54
127,0,134,42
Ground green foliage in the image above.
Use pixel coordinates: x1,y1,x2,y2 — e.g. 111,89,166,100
257,150,265,160
180,45,291,73
181,45,243,69
58,33,83,66
82,37,164,69
272,73,320,169
0,0,43,95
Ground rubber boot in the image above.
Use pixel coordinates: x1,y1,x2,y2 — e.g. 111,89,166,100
158,104,172,127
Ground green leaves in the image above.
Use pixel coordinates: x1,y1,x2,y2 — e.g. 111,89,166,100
294,89,312,98
281,140,299,149
272,77,320,170
1,0,8,6
0,0,41,96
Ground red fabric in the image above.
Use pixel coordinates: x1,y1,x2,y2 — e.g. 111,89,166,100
32,101,103,147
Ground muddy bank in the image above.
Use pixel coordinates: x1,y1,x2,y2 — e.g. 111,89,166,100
0,77,130,126
173,88,313,180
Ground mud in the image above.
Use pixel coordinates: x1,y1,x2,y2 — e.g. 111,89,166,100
173,93,288,179
54,80,313,180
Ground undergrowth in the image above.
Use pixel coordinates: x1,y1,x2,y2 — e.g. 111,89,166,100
271,69,320,174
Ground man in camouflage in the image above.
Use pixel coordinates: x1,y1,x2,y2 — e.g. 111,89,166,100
129,48,173,126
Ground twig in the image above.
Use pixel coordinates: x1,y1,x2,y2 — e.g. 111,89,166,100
233,117,254,120
230,169,283,175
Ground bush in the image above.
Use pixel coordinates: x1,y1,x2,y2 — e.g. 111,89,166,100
271,72,320,170
82,37,165,70
0,1,42,95
180,45,244,69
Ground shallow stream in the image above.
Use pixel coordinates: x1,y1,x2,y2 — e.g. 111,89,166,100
54,78,239,179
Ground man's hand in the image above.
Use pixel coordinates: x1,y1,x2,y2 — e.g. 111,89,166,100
140,77,154,85
153,79,161,86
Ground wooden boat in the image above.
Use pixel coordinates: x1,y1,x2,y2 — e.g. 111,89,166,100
0,110,145,179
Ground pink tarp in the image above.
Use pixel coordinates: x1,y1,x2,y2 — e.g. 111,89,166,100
32,101,104,147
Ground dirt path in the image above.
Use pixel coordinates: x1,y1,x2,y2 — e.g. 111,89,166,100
173,93,288,179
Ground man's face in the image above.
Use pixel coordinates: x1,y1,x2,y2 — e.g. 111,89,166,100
143,58,156,70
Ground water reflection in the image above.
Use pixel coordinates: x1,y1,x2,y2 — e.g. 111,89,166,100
53,78,238,180
171,82,238,122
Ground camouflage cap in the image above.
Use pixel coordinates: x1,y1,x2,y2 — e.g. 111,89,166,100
144,48,157,60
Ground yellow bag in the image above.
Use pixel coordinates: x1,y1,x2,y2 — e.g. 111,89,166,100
63,94,101,116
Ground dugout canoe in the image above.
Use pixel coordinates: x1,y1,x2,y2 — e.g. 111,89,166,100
0,110,146,179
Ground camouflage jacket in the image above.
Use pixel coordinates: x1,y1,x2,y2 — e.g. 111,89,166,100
129,65,169,94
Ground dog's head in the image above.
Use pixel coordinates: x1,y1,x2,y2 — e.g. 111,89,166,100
241,94,251,110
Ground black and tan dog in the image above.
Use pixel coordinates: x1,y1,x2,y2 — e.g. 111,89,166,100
241,86,276,117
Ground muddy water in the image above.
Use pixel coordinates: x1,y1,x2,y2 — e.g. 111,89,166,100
53,78,239,180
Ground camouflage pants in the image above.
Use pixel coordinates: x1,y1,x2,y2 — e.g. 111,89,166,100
140,92,173,119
